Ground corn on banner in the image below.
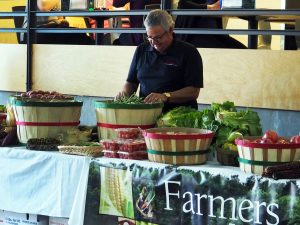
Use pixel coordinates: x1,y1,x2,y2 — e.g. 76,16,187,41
84,159,300,225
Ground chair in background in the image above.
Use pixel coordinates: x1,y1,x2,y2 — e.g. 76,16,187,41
258,21,271,49
12,6,26,44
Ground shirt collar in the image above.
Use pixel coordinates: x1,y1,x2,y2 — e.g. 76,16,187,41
146,36,177,55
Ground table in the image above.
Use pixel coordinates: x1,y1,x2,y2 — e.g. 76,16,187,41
1,147,299,225
0,147,90,225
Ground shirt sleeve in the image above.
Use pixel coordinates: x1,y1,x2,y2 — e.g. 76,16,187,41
183,46,203,88
126,46,140,85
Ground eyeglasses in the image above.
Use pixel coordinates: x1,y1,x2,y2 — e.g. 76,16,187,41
146,31,168,42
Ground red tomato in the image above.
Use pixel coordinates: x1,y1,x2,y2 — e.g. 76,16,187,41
290,135,300,144
276,138,290,144
260,138,273,144
252,139,262,143
262,130,278,143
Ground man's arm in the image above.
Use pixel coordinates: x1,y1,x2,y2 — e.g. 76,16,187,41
165,86,200,103
115,81,138,100
144,87,200,104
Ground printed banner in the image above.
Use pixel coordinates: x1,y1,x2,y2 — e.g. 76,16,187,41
84,160,300,225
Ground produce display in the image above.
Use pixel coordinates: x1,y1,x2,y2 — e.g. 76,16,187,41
113,93,144,104
101,139,146,153
101,128,148,160
216,148,239,167
11,90,83,144
62,127,93,144
95,96,163,139
101,139,122,151
58,142,103,157
238,130,300,145
5,104,16,127
17,90,74,101
157,101,262,151
118,151,148,160
143,127,214,165
1,91,299,179
290,135,300,144
0,105,6,113
26,138,61,151
0,105,6,125
115,128,143,139
103,149,119,158
235,130,300,175
119,140,147,152
0,105,18,146
262,161,300,179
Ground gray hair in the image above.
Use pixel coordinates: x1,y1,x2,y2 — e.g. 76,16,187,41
144,9,175,31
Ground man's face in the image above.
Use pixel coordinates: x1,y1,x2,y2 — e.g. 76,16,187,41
146,25,173,53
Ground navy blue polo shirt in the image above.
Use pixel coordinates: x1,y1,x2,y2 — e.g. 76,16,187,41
127,39,203,112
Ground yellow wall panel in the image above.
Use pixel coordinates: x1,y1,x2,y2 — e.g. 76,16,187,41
0,44,26,92
32,45,134,97
0,44,299,110
0,0,26,43
199,48,300,110
32,45,300,111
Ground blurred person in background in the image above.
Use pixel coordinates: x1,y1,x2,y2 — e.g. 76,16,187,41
112,0,161,45
175,0,247,48
35,0,69,27
20,0,69,43
116,9,203,113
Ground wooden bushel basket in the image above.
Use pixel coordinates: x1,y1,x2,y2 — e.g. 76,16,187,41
216,148,239,167
235,138,300,175
143,127,214,165
11,98,83,144
95,100,163,139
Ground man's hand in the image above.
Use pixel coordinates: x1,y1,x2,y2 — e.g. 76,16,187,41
207,0,220,10
144,93,168,104
115,91,129,101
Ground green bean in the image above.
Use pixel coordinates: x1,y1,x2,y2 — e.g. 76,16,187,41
114,93,144,104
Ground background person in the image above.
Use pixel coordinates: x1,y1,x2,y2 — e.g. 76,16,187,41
37,0,69,27
116,9,203,113
175,0,247,49
112,0,161,45
20,0,69,43
24,0,69,28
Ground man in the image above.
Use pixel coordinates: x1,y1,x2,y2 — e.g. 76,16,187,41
116,9,203,113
